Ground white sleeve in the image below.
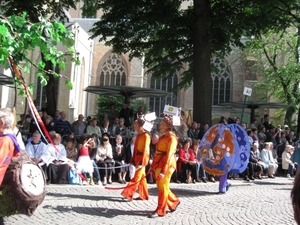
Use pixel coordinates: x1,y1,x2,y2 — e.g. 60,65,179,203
25,143,34,158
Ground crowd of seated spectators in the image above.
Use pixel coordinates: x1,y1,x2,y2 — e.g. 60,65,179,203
18,105,300,187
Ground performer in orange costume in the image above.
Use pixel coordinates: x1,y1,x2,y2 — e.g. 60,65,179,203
150,115,180,218
121,117,150,201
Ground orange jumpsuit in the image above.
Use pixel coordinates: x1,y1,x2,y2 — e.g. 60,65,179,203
152,132,180,216
121,131,150,200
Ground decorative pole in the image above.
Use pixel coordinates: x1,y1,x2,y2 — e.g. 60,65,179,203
241,87,252,124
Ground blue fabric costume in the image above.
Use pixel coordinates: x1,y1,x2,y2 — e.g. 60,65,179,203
199,123,250,193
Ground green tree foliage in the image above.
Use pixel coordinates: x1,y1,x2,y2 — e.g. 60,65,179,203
97,95,149,120
0,0,79,21
84,0,300,124
0,12,80,96
0,0,80,115
97,96,124,120
244,8,300,129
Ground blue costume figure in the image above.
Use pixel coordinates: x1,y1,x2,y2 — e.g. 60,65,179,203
199,123,250,193
292,140,300,165
228,124,251,174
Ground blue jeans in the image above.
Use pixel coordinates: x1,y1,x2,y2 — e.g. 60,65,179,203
92,160,101,181
195,161,207,179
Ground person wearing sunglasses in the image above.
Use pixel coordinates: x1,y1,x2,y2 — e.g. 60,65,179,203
96,133,114,185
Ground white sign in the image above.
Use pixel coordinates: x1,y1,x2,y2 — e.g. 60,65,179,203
163,105,180,116
142,121,154,132
144,112,157,122
172,116,181,126
243,87,252,96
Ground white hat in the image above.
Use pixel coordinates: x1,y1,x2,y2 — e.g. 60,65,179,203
253,142,259,147
284,125,289,128
286,145,294,150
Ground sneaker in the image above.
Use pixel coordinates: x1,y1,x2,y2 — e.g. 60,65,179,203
287,174,291,178
82,180,88,185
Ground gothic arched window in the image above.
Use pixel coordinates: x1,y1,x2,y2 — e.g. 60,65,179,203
149,75,178,117
99,53,126,86
211,58,232,105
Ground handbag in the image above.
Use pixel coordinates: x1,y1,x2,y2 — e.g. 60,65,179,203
104,158,115,164
69,168,80,185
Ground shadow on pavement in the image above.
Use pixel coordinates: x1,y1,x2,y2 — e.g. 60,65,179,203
147,187,216,197
43,204,153,218
46,192,127,202
252,181,293,186
274,188,292,191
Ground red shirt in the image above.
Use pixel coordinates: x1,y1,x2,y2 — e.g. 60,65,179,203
79,146,89,157
177,147,195,173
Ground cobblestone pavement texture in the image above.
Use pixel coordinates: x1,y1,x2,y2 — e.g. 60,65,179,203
3,177,296,225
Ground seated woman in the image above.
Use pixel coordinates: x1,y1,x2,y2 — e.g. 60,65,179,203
177,139,197,183
65,138,78,162
199,147,216,183
115,118,130,146
96,133,114,185
63,131,77,147
282,145,297,178
260,142,278,178
113,135,127,183
89,133,102,186
192,139,207,182
46,133,70,184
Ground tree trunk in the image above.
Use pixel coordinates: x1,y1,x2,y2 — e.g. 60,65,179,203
285,106,295,126
44,59,57,116
193,0,212,125
297,105,300,134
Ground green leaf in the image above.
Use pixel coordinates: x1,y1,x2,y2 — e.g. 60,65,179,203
65,79,73,89
40,76,47,86
53,71,59,78
38,61,46,69
0,47,9,57
28,83,35,95
58,62,66,70
0,26,7,36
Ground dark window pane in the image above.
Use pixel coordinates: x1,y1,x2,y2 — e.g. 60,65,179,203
149,74,178,117
99,53,127,86
211,57,232,105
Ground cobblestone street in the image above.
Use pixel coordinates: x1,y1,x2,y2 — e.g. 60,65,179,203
4,177,296,225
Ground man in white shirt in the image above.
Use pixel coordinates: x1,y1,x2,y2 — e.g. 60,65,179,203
25,132,48,164
25,131,48,177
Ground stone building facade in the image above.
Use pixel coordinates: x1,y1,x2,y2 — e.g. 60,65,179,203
0,1,265,126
